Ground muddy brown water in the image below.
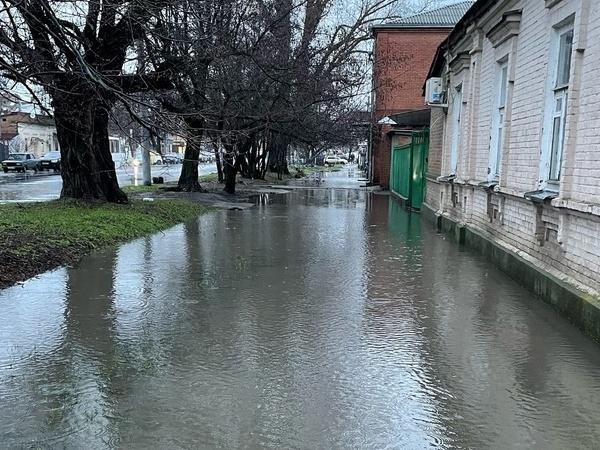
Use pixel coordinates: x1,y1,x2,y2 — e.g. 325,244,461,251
1,169,600,449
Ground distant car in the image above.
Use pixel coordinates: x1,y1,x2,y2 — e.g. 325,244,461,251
163,153,183,164
132,150,164,166
2,153,40,173
198,153,214,163
324,155,348,165
39,151,61,172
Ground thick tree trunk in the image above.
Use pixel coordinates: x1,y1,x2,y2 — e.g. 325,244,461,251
54,98,127,203
267,132,290,179
178,121,205,192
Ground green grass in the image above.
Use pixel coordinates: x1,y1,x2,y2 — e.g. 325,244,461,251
122,184,164,194
199,172,219,183
0,199,209,288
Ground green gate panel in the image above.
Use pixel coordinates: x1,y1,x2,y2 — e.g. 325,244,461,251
410,130,429,210
390,144,411,200
389,129,429,210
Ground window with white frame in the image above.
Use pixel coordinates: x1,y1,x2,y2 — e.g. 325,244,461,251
449,85,462,175
489,61,508,180
541,23,574,188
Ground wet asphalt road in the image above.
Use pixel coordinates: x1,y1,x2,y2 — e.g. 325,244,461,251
0,163,217,203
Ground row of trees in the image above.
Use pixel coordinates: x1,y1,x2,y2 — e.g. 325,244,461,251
0,0,417,202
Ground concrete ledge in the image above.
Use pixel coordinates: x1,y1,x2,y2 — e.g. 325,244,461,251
422,202,600,343
420,201,439,225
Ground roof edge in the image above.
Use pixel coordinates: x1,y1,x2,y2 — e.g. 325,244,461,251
371,24,456,31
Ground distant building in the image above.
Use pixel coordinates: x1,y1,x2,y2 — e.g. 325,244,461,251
368,1,474,188
0,112,59,158
423,0,600,336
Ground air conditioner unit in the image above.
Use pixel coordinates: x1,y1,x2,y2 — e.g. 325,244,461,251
425,77,444,105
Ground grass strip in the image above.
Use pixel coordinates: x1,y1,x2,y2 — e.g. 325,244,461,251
0,199,209,289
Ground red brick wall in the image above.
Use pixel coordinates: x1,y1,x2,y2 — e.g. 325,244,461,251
373,29,449,118
371,124,391,187
371,28,450,188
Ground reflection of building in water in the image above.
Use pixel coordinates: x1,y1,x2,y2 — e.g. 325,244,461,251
363,194,600,447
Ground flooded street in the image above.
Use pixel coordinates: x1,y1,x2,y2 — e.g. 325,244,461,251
1,169,600,449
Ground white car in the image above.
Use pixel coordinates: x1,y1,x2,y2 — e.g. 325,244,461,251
132,149,163,166
324,155,348,165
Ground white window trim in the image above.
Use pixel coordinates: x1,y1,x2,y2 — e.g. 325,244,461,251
539,22,574,191
449,85,463,175
488,60,509,182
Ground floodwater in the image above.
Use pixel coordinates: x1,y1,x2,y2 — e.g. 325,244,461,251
1,168,600,449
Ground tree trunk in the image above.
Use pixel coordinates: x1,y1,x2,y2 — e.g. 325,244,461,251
267,132,290,179
178,121,205,192
248,140,258,179
223,141,236,194
212,140,224,183
237,137,252,178
256,135,268,179
54,97,127,203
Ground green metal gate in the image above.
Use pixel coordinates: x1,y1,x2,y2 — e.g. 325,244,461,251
390,143,411,200
389,129,429,210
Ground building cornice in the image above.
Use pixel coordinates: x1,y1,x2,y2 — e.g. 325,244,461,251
486,9,522,47
448,51,471,74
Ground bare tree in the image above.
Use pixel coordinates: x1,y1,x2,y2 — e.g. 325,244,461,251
0,0,174,202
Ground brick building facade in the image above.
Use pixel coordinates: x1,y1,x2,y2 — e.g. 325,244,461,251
368,2,473,188
424,0,600,337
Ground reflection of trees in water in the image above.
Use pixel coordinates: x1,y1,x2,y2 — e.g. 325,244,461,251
27,249,122,445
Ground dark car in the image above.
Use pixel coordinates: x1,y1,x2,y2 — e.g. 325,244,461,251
39,151,61,172
2,153,40,173
163,153,183,165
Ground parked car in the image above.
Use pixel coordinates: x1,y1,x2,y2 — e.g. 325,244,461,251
2,153,40,173
39,151,61,172
132,149,164,166
163,153,183,164
324,155,348,165
198,152,214,163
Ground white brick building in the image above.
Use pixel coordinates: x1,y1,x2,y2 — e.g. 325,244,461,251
425,0,600,298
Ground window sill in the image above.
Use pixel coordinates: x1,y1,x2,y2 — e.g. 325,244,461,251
478,180,499,191
437,174,456,183
524,189,558,203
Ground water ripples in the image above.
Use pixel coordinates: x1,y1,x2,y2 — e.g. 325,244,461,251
2,185,600,448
